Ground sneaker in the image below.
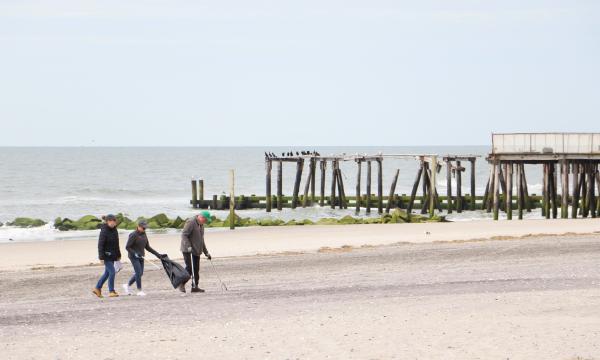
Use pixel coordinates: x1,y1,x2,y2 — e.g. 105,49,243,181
178,284,186,293
92,288,103,298
136,291,146,296
191,287,205,293
108,291,119,298
122,284,131,295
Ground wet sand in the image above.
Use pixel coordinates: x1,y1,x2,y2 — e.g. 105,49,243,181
0,231,599,359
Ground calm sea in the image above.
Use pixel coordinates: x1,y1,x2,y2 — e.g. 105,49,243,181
0,146,545,242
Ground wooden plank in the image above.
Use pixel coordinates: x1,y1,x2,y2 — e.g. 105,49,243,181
386,169,400,213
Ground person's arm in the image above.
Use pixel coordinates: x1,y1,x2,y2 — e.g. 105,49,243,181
201,226,211,259
98,228,106,260
125,232,136,256
116,232,122,260
145,239,161,258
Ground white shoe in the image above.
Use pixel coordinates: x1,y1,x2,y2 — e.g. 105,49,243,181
136,290,146,296
122,284,131,295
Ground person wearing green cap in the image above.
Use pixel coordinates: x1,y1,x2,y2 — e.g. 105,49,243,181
179,211,212,293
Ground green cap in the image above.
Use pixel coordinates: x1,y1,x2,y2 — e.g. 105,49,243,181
200,210,212,224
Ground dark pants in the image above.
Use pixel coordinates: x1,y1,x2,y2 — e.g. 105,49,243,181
96,260,116,292
183,252,200,288
128,256,145,290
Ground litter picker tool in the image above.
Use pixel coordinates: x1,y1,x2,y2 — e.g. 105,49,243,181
209,259,228,291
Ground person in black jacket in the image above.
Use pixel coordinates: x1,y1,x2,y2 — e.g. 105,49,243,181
122,221,164,296
92,214,121,298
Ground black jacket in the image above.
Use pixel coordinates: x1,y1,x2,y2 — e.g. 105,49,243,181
126,230,160,259
98,224,121,261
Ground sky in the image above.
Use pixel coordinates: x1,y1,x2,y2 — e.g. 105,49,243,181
0,0,598,146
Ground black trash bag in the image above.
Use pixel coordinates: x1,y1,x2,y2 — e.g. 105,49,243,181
159,255,190,288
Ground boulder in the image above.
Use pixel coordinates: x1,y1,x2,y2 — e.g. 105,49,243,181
316,218,339,225
338,215,358,225
148,213,171,227
73,215,102,230
8,217,47,228
171,216,185,229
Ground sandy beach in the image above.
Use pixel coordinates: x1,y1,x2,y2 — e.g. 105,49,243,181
0,220,599,359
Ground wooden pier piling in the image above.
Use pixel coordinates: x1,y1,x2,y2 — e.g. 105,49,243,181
265,161,272,212
386,169,400,213
277,161,283,211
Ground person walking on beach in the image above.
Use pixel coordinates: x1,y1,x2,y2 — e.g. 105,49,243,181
92,214,121,298
179,211,212,293
122,221,165,296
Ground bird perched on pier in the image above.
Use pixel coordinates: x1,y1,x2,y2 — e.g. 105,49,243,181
296,151,300,156
264,152,269,158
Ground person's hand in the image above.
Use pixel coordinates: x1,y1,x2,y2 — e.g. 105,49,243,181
160,254,167,258
206,253,212,260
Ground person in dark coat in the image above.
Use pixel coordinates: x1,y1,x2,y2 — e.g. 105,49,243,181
122,221,165,296
92,214,122,298
179,211,212,293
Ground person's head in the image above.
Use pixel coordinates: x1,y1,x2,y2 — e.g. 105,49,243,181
137,221,148,233
105,214,117,228
196,210,212,225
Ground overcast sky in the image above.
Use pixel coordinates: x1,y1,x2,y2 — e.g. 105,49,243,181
0,1,598,146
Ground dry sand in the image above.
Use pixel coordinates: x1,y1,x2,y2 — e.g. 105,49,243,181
1,218,600,271
1,220,600,359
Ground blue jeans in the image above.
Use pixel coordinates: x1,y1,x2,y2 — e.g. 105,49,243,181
96,260,116,292
128,256,145,290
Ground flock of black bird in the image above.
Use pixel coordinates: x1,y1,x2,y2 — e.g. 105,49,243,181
264,150,321,158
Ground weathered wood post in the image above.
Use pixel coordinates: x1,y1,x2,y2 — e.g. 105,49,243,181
470,158,476,210
302,160,313,207
191,179,198,208
330,160,337,209
561,160,568,218
581,164,589,217
266,160,272,212
550,163,558,219
277,161,283,211
198,180,204,204
386,169,400,213
212,195,218,210
456,160,463,213
543,163,549,218
310,158,316,205
521,164,531,213
407,161,423,220
421,163,430,214
572,163,580,218
377,158,383,214
590,165,596,218
355,160,362,213
366,161,372,214
429,156,437,218
517,162,523,220
486,165,495,212
493,160,500,220
446,160,453,214
291,159,304,209
320,160,326,206
229,169,235,230
506,162,513,220
336,167,347,209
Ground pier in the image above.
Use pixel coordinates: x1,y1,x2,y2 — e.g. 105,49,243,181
189,133,600,221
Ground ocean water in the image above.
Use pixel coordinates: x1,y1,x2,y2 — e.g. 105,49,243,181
0,146,546,242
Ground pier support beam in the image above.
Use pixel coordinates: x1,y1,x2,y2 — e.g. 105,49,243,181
277,161,283,211
355,160,362,213
191,179,198,208
266,161,272,212
366,161,372,214
456,160,463,213
506,163,513,220
377,159,383,214
516,162,523,220
330,161,337,209
470,159,476,210
493,161,500,220
407,162,423,221
319,160,326,207
446,161,453,214
386,169,400,213
429,156,437,218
